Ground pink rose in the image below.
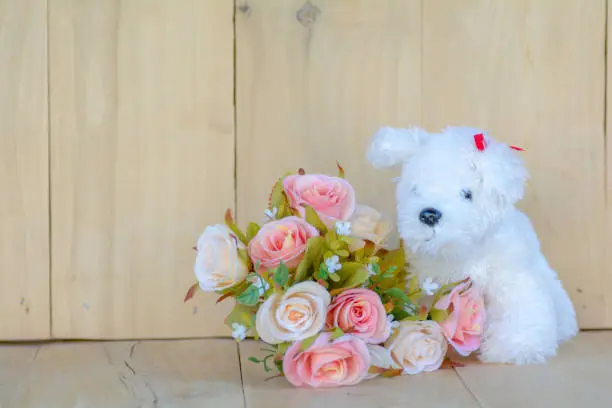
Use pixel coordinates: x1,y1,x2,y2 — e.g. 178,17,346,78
283,174,356,226
434,281,485,356
283,333,370,388
248,216,319,271
326,288,391,344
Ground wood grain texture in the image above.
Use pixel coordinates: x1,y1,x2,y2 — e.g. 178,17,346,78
235,0,422,239
606,0,612,331
0,0,50,340
0,339,244,408
422,0,607,328
455,332,612,407
49,0,235,338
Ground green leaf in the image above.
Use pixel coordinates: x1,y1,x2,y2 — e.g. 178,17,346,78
217,280,249,296
303,205,328,234
277,202,294,219
224,209,248,244
274,359,284,374
375,249,408,291
330,262,369,290
353,247,365,262
248,356,260,363
334,249,350,258
370,262,381,276
294,236,325,282
225,303,256,328
429,307,449,323
363,240,377,257
330,327,344,340
385,287,411,304
407,274,419,295
315,263,329,280
246,222,261,242
324,229,339,246
237,248,252,271
273,262,289,288
300,333,320,351
237,285,260,306
277,342,291,355
390,306,411,322
328,272,340,282
381,266,397,279
268,173,293,212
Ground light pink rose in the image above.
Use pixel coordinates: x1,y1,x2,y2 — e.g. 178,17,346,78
326,288,391,344
248,216,319,271
283,174,356,226
434,281,485,356
283,333,370,388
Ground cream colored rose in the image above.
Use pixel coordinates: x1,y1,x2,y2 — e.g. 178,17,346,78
348,205,392,251
364,344,397,379
194,224,248,291
385,320,447,375
256,281,331,344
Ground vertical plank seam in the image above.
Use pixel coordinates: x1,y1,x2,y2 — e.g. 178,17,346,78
605,0,609,210
233,0,239,222
453,368,484,408
234,3,247,403
605,0,610,326
46,0,54,339
419,0,424,126
236,342,248,408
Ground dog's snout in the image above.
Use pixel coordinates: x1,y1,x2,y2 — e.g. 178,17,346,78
419,208,442,227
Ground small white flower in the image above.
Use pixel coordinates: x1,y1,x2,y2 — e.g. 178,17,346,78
366,263,376,277
387,314,401,334
231,323,247,342
250,275,270,296
325,255,342,273
264,207,278,220
335,221,352,236
422,277,440,296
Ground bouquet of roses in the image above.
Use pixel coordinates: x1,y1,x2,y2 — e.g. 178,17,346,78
185,165,485,388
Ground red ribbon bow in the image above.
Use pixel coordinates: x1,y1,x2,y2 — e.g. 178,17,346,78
474,133,486,151
474,133,524,152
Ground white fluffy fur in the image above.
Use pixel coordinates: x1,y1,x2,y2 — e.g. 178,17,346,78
367,125,578,365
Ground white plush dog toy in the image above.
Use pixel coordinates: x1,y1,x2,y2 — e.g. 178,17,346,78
367,125,578,365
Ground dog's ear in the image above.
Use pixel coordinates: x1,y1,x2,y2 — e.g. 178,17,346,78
471,133,529,208
366,126,426,169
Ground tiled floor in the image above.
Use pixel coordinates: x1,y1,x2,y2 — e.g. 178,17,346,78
0,332,610,408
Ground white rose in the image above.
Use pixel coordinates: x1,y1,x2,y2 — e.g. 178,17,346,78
194,225,248,291
385,320,447,375
255,281,331,344
348,205,392,251
365,344,397,379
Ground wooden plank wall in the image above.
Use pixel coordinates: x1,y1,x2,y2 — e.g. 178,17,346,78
49,0,235,338
0,0,609,340
0,0,50,340
421,0,607,328
236,0,610,330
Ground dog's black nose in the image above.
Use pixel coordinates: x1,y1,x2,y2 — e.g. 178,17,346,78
419,208,442,227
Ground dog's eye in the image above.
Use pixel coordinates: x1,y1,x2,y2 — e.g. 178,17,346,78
461,189,473,201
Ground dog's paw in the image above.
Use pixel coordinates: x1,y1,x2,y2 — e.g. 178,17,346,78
479,340,557,365
557,319,578,343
